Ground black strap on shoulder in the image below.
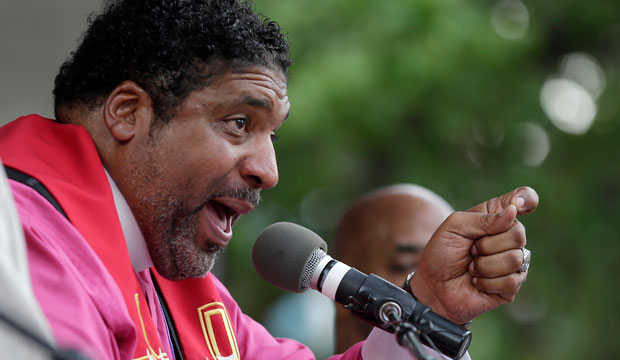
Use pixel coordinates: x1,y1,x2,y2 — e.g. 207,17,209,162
150,270,185,360
5,165,185,358
4,166,68,219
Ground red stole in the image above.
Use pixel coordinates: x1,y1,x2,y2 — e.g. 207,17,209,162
154,273,241,360
0,115,240,360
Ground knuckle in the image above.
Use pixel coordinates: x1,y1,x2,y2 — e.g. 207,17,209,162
444,211,462,229
510,222,527,247
472,257,481,275
474,278,487,292
474,238,487,254
504,274,522,293
479,213,493,230
509,250,523,269
444,211,472,237
502,293,517,303
446,211,462,223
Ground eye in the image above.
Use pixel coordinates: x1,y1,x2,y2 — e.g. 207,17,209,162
234,118,247,130
271,132,280,143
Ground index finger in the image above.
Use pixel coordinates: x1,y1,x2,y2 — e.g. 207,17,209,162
468,186,539,216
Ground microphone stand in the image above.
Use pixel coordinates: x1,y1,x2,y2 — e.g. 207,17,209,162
342,273,471,359
381,303,438,360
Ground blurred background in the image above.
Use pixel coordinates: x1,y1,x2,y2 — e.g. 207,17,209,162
1,0,618,359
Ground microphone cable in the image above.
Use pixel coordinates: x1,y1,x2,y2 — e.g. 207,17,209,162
384,305,438,360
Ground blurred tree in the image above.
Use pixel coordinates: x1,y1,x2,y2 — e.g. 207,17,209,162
220,0,620,359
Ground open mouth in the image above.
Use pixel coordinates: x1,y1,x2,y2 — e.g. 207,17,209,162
201,195,255,249
207,200,239,236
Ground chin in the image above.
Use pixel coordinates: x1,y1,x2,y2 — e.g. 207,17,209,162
160,251,218,281
149,254,212,281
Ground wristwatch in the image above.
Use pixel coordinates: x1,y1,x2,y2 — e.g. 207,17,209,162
401,270,472,329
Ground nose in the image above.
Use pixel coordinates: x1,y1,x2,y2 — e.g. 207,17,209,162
240,137,279,189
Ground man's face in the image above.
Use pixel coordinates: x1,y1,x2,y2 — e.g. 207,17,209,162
377,200,443,285
353,196,447,286
122,66,290,280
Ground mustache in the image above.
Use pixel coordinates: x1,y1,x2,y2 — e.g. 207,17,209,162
211,187,262,207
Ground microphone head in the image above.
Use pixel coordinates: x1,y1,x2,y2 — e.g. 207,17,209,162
252,222,328,293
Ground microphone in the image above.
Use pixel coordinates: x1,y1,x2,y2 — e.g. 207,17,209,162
252,222,472,360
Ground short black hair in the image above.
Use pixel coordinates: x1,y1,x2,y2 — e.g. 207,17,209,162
53,0,291,121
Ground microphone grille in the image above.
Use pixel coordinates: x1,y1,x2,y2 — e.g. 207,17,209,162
252,222,328,293
300,248,327,289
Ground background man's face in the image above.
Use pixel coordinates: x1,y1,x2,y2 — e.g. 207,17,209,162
354,195,447,286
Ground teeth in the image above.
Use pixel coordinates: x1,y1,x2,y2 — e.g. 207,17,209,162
212,201,239,233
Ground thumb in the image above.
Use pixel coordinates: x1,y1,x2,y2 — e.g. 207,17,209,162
480,203,518,236
440,204,518,240
468,186,539,216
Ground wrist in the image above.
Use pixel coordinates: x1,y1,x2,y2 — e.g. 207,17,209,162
402,270,442,313
402,270,461,325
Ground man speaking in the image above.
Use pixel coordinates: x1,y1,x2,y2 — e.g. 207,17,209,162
0,0,536,359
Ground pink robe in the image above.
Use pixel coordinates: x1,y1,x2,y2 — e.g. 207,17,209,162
11,180,364,360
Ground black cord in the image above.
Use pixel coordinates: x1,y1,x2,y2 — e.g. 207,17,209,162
387,310,438,360
0,308,89,360
150,270,185,360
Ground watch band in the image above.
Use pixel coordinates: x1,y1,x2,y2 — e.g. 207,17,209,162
401,270,472,329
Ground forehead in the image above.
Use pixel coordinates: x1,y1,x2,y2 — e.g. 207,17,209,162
177,65,290,116
210,66,287,97
354,196,444,244
162,65,290,126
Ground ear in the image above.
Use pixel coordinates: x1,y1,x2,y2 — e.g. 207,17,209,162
103,81,154,142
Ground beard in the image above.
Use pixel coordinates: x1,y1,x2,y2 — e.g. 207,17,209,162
161,205,220,280
123,136,260,281
126,169,219,280
119,134,216,280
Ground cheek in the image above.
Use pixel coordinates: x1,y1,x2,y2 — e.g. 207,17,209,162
174,142,243,195
165,127,221,167
187,144,239,175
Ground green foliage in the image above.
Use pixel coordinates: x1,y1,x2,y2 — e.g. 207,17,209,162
219,0,620,358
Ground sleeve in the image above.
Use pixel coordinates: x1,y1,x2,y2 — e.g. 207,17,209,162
11,181,136,360
361,327,472,360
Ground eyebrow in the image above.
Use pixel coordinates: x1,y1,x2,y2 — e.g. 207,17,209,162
242,95,272,111
394,244,425,254
233,94,290,124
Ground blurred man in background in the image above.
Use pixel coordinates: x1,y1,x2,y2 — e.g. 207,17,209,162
333,184,453,353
